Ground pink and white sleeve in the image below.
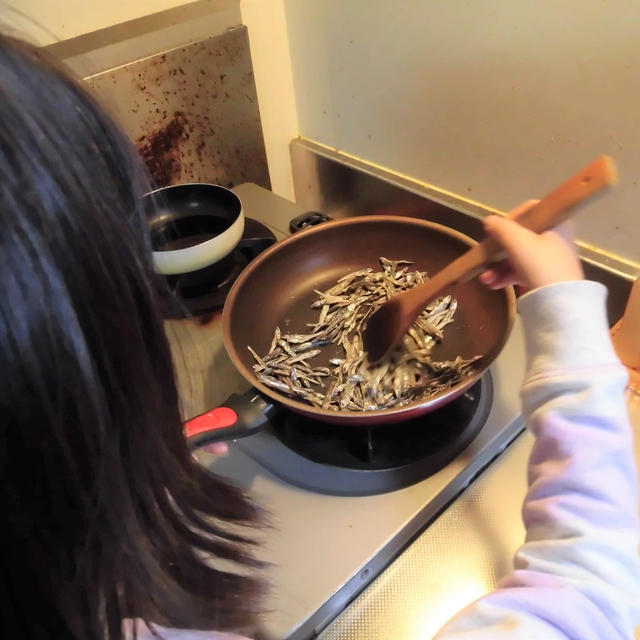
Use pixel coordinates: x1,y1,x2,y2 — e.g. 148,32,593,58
435,281,640,640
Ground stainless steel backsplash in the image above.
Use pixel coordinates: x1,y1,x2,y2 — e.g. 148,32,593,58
290,138,633,323
87,26,270,190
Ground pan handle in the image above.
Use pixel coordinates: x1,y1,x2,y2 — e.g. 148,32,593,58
289,211,332,233
185,389,279,450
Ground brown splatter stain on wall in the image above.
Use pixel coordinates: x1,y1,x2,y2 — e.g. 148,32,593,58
87,27,270,191
136,111,187,187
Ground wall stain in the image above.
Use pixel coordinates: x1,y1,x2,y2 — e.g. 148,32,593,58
88,27,270,190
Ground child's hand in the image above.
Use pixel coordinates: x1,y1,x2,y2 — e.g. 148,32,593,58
479,199,584,291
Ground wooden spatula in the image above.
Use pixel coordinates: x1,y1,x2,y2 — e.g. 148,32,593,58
363,155,618,364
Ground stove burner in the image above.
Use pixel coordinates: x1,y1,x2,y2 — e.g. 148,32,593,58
274,387,483,470
159,217,276,318
235,375,493,496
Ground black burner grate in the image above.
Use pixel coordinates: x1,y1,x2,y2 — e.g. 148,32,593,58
236,375,493,496
273,384,482,471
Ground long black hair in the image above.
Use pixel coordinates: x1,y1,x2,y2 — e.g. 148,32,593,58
0,35,264,639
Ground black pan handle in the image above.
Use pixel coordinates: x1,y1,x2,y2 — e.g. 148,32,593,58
184,388,279,450
289,211,332,234
237,217,277,253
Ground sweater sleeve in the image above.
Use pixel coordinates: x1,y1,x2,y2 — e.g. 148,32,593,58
435,281,640,639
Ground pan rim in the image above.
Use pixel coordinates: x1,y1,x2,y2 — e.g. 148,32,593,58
222,215,516,422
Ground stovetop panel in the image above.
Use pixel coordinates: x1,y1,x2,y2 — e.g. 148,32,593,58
198,321,524,639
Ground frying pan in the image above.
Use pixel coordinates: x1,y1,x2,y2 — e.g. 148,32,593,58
185,215,515,448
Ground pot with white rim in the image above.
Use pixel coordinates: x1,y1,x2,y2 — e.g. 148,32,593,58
145,183,244,275
184,215,516,448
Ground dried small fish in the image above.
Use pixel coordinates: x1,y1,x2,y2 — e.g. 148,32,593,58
285,332,322,344
278,339,296,357
257,373,292,394
249,258,480,411
269,327,281,353
286,349,322,364
247,346,266,369
318,304,330,324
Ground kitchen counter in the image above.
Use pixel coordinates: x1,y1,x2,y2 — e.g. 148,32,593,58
318,390,640,639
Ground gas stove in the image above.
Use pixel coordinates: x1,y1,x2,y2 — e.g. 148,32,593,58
164,183,526,639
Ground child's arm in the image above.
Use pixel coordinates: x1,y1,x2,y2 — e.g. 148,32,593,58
435,279,640,639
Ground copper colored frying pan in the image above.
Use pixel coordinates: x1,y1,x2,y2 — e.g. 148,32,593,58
185,216,515,447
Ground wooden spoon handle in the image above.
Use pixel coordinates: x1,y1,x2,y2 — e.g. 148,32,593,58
457,155,618,283
509,155,616,232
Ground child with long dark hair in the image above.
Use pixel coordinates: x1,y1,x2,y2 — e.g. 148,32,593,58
0,35,264,639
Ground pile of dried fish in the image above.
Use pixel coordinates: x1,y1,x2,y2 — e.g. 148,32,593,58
249,257,480,411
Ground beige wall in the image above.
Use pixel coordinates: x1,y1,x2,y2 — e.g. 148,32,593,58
28,2,241,79
241,0,299,199
4,1,199,44
284,0,640,264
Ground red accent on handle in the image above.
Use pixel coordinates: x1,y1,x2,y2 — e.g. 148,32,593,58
184,407,238,438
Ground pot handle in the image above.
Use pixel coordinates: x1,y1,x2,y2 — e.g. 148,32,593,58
289,211,332,233
185,388,279,450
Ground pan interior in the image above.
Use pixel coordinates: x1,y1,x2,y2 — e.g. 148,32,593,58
146,184,241,251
